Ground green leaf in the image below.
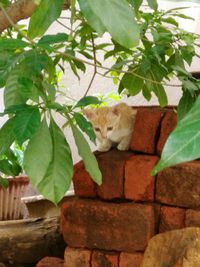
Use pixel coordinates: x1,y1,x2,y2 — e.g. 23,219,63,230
74,112,96,144
147,0,158,10
0,160,16,176
4,67,28,108
152,95,200,175
120,72,143,96
127,0,143,13
14,106,41,145
28,0,64,39
161,17,179,27
24,119,53,187
71,124,102,185
177,90,195,121
38,33,68,45
0,118,15,155
37,118,73,204
78,0,106,35
74,96,102,108
0,38,28,50
79,0,140,48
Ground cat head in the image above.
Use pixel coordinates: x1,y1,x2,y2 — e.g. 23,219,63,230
83,106,121,140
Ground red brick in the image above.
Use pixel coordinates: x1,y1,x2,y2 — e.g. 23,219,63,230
36,257,64,267
156,162,200,209
73,161,97,198
130,108,164,154
125,155,159,201
92,251,119,267
185,209,200,227
61,198,155,252
119,252,143,267
157,110,177,155
64,247,91,267
159,206,185,233
96,150,132,200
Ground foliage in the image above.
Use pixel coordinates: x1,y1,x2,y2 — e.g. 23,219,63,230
0,0,200,203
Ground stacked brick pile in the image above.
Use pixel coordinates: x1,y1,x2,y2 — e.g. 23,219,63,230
37,107,200,266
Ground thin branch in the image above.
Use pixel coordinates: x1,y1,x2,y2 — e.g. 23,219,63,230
58,50,182,88
84,33,97,96
56,19,71,31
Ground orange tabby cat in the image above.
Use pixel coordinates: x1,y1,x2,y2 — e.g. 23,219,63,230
83,103,137,152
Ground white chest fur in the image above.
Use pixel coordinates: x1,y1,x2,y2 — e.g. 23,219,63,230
108,128,132,143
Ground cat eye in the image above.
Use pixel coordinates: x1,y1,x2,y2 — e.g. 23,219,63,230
94,127,100,132
107,127,113,131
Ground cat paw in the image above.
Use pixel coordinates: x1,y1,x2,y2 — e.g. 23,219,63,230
97,145,111,152
117,143,129,151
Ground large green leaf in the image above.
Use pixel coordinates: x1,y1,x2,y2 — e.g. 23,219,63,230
28,0,64,39
0,118,15,155
79,0,140,48
37,118,73,204
24,119,53,186
78,0,106,35
120,72,143,96
71,123,102,185
74,112,96,144
4,67,27,108
14,106,41,145
152,95,200,175
0,38,28,50
177,90,195,121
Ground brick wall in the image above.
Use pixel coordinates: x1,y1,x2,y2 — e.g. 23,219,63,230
38,107,200,266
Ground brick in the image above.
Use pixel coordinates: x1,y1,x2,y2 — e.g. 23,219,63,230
157,110,177,155
64,247,91,267
119,252,143,267
185,209,200,227
92,251,119,267
96,150,132,200
36,257,64,267
61,198,155,252
130,108,164,154
125,155,159,201
156,162,200,209
73,161,97,198
159,206,185,233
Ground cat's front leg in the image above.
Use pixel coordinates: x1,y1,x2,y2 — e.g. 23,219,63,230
97,139,112,152
117,135,131,151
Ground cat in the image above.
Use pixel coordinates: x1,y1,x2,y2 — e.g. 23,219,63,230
83,102,137,152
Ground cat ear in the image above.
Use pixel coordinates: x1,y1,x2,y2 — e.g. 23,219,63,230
112,106,120,116
83,109,95,119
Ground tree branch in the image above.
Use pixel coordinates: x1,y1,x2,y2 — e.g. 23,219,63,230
0,0,70,33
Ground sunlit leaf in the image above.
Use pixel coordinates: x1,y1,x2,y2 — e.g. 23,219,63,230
28,0,64,39
71,124,102,185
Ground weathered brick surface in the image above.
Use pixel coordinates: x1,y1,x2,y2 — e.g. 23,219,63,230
119,252,143,267
64,247,91,267
61,198,155,252
159,206,185,233
96,150,132,200
156,110,177,155
92,251,119,267
130,108,164,154
156,162,200,208
185,209,200,227
73,161,97,198
36,257,64,267
125,155,159,201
